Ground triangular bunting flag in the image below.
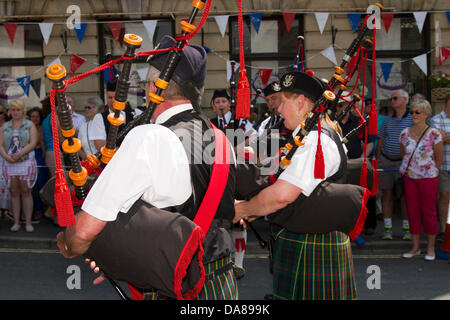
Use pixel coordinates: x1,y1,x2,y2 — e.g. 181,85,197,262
3,23,18,44
203,46,211,53
39,22,54,45
412,53,427,76
315,12,329,34
440,47,450,66
249,13,263,33
70,54,86,75
446,11,450,24
48,57,62,67
74,23,88,44
381,13,394,34
214,15,229,38
413,12,427,34
137,67,149,81
282,12,296,32
30,78,41,98
320,45,338,65
142,20,157,45
259,69,272,86
347,13,361,33
108,22,123,43
16,75,31,96
380,62,394,82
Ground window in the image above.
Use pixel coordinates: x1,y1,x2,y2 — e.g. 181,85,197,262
229,15,304,119
98,20,174,108
0,24,44,108
369,14,430,112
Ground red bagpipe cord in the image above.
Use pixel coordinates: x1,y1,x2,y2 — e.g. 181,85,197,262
314,116,325,179
368,25,378,135
235,0,250,120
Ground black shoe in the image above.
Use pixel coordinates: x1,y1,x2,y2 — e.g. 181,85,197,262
233,265,246,280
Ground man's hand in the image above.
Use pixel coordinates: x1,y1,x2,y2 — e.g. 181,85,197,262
56,232,77,258
85,258,106,285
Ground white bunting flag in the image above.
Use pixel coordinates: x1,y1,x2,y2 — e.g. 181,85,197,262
48,57,62,67
142,20,157,47
137,67,149,81
39,22,54,45
320,45,338,65
315,12,329,34
413,12,427,34
412,53,427,76
215,15,229,38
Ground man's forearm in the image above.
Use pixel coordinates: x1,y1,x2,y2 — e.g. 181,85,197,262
59,210,107,258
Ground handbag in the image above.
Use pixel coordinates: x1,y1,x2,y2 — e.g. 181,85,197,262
394,126,429,198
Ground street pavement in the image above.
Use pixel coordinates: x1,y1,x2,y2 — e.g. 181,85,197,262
0,212,449,300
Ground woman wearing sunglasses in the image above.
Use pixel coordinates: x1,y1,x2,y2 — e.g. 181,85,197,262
400,99,443,261
78,97,105,160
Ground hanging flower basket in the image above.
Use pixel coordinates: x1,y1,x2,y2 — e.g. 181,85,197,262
432,87,450,100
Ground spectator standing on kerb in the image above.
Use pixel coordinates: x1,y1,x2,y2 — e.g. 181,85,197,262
376,89,413,240
430,94,450,236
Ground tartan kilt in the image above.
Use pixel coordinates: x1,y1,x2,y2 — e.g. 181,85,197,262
140,256,238,300
273,230,357,300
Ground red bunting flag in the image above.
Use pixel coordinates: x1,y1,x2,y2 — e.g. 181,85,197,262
282,12,296,32
440,47,450,66
259,68,272,86
70,54,86,75
381,13,394,34
107,22,123,43
3,23,18,44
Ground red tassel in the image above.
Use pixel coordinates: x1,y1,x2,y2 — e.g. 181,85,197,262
314,118,325,179
235,69,250,119
369,104,378,135
360,160,368,188
371,158,379,196
54,169,75,227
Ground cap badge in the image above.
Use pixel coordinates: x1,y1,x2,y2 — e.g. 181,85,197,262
283,74,294,88
272,83,281,92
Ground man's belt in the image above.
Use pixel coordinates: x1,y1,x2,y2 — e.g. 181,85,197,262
381,152,402,162
204,257,233,282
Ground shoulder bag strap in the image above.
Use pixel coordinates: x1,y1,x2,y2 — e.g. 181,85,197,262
403,126,429,176
193,121,231,235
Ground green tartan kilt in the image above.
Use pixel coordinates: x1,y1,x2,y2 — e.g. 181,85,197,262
272,230,357,300
141,256,238,300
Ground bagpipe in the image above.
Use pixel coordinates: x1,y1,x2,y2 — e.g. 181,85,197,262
237,3,384,240
42,0,226,300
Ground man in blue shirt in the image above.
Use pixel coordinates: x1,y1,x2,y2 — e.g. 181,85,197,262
376,89,413,240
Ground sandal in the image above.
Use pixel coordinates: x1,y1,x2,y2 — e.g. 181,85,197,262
10,224,21,232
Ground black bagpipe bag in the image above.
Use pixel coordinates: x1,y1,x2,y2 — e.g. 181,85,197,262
236,163,370,241
84,199,206,300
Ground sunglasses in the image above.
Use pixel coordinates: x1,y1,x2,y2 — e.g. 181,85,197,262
410,110,423,115
391,96,401,100
84,106,93,110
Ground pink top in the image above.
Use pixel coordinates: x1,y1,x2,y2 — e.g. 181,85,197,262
400,127,442,179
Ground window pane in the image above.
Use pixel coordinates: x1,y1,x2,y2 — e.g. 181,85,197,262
0,25,43,59
230,18,300,56
376,16,424,51
103,20,173,56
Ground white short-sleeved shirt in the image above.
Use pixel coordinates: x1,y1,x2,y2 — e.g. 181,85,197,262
89,113,108,141
81,104,194,221
72,112,86,131
78,120,99,156
278,124,341,196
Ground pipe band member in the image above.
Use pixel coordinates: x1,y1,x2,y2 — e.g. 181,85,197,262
57,35,238,300
233,71,357,300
